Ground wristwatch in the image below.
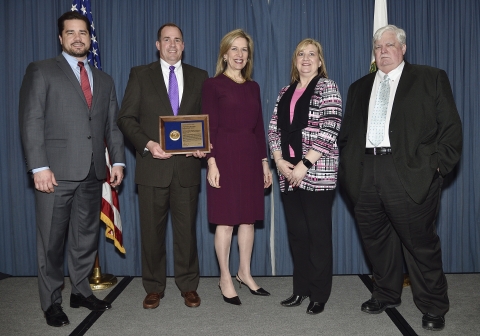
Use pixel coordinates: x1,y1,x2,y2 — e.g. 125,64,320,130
302,157,313,169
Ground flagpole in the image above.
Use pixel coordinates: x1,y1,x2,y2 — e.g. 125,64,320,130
368,0,410,288
89,253,118,290
71,0,124,291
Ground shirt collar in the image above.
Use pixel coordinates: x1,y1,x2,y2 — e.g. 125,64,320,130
377,61,405,81
160,59,182,71
62,51,89,68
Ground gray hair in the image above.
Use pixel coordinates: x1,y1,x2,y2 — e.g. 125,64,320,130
373,24,406,49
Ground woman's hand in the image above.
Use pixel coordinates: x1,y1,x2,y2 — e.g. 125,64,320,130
207,160,221,188
276,158,295,180
262,160,272,188
288,162,308,187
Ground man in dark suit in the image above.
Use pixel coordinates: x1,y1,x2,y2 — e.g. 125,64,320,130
19,11,125,327
117,23,208,309
338,25,462,331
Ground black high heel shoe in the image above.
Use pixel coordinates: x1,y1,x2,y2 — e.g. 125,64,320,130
218,282,242,305
235,274,270,296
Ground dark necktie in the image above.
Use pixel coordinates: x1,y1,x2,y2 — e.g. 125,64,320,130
78,61,92,109
168,66,179,115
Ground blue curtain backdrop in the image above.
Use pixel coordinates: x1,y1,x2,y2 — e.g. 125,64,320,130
1,0,479,277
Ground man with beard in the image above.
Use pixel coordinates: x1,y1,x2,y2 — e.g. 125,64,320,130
19,11,125,327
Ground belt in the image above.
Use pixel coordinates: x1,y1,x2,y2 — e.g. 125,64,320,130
365,147,392,155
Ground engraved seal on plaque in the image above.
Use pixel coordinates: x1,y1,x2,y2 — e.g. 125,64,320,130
169,130,181,141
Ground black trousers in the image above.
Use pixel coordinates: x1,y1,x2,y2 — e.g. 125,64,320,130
354,154,449,316
281,188,335,303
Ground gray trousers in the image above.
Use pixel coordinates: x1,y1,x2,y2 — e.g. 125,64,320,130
35,162,102,311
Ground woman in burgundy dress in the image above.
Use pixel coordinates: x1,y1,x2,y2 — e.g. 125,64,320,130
202,29,272,305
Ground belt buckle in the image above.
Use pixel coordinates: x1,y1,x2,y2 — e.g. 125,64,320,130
373,147,377,155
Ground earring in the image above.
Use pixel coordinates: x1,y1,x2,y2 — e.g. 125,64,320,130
223,58,227,62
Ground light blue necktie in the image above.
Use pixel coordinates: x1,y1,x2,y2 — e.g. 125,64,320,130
368,74,390,147
168,66,179,115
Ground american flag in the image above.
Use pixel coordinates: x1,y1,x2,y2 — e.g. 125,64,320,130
71,0,102,70
71,0,125,253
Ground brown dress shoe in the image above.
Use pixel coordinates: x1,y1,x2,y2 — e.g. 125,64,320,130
181,291,201,307
143,292,164,309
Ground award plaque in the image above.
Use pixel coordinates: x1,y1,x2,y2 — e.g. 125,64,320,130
159,115,210,154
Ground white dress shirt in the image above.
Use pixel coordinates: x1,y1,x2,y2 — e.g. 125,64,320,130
366,61,405,148
160,59,184,105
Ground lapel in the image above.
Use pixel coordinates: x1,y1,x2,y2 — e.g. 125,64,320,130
90,66,101,112
56,55,90,112
360,73,376,128
390,62,416,125
179,63,195,115
148,61,174,115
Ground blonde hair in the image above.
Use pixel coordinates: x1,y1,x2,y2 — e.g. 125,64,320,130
214,29,254,81
290,38,328,83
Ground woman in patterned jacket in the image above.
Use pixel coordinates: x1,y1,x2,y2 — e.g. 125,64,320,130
268,38,342,315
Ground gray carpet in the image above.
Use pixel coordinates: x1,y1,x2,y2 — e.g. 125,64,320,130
0,274,479,335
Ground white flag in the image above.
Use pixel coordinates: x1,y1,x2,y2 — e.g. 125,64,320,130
370,0,388,72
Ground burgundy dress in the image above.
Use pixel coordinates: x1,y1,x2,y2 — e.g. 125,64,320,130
202,74,267,225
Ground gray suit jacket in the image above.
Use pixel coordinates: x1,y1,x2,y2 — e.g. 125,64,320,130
117,61,208,188
19,54,125,181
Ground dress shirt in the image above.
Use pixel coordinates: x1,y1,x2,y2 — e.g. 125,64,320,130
160,59,184,105
365,61,405,148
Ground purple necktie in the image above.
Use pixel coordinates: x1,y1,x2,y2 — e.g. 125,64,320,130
168,66,179,115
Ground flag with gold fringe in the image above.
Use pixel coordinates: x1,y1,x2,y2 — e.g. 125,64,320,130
71,0,125,253
370,0,388,73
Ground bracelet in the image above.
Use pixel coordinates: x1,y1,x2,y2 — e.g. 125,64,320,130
261,158,268,162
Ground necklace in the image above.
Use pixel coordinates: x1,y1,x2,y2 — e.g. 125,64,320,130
223,72,246,84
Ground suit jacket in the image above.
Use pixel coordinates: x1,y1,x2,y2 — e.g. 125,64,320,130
268,77,343,192
117,61,208,188
19,54,125,181
338,62,462,204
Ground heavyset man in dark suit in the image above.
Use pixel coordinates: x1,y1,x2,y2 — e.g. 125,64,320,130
19,11,125,327
338,25,462,331
117,23,208,309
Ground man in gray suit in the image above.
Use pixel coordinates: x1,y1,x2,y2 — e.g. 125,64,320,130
118,23,208,309
19,11,125,327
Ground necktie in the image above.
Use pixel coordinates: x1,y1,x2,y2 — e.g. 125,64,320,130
168,66,179,115
78,61,92,109
368,74,390,147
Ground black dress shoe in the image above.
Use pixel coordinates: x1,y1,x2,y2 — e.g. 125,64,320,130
45,303,69,327
280,294,308,307
235,274,270,296
218,283,242,306
306,302,325,315
422,313,445,331
70,293,112,311
361,298,401,314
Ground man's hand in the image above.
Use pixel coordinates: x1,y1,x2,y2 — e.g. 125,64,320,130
186,143,213,158
33,169,58,193
146,140,172,159
110,166,124,187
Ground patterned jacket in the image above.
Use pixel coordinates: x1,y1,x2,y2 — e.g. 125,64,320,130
268,77,342,192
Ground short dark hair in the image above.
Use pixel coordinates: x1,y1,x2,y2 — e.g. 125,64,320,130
58,11,91,36
157,23,183,41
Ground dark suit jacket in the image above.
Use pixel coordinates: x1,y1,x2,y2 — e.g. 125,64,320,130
117,61,208,188
19,55,125,180
338,62,462,204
